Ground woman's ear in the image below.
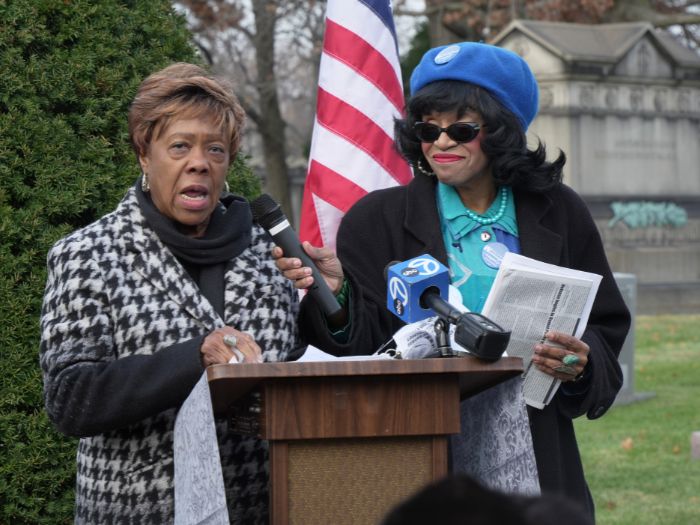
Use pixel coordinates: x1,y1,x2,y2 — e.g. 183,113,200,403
138,152,149,174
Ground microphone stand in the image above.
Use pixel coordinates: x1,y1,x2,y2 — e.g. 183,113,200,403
433,317,455,357
422,291,511,361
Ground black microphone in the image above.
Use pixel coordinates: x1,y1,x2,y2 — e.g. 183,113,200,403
251,194,342,318
419,288,463,324
420,289,511,361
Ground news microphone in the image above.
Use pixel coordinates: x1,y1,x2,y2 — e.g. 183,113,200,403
250,194,342,318
386,255,511,361
386,255,450,324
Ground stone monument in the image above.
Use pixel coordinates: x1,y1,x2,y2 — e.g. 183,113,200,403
493,21,700,314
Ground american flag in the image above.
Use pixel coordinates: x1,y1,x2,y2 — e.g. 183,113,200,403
299,0,413,250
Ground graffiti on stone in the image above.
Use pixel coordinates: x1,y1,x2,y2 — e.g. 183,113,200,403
608,201,688,229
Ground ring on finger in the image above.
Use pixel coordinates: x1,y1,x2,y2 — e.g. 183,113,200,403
223,334,238,348
562,354,580,366
554,364,577,375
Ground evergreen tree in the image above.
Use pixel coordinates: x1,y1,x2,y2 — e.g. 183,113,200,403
0,1,259,522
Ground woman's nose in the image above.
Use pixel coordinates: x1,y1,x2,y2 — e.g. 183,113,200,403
434,129,456,149
187,147,209,172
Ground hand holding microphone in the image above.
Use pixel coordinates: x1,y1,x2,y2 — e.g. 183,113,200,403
272,242,344,296
251,194,343,318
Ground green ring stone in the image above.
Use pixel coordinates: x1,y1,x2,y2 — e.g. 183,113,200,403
563,354,580,366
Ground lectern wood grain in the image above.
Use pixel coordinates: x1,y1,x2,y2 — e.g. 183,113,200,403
262,374,459,440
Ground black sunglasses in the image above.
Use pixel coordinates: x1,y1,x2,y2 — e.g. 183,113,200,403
413,121,481,144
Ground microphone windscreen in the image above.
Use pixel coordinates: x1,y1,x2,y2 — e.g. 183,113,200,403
250,194,284,228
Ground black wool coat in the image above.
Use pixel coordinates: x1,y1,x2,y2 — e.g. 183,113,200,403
298,173,630,518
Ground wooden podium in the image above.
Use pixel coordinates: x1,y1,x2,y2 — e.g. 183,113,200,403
207,357,522,525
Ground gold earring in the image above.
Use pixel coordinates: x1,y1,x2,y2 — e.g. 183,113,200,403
141,173,150,192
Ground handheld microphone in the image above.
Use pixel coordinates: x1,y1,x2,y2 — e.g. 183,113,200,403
386,255,511,361
251,194,342,318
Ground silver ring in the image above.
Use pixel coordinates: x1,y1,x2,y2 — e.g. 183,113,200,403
562,354,580,366
223,334,237,348
554,364,577,376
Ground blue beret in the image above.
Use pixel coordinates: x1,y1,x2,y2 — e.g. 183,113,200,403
409,42,539,130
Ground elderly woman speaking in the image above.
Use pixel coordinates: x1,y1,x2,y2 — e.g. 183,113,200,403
40,63,298,523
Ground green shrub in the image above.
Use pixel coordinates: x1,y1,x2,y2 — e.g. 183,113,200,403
0,1,259,522
400,20,430,96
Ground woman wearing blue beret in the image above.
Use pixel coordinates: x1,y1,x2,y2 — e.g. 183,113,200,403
275,42,630,519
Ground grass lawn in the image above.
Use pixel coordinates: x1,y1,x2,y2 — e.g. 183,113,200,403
574,315,700,524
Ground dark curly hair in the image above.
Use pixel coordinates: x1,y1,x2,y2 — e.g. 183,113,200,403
394,80,565,192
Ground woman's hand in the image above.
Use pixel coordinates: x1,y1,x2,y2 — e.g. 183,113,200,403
271,241,345,295
531,330,589,382
200,327,262,367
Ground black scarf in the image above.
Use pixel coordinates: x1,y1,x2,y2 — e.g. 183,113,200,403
135,177,252,317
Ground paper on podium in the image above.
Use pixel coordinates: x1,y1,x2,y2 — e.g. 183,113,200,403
297,345,393,362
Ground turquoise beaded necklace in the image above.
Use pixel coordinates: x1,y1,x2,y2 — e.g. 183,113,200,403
462,186,508,225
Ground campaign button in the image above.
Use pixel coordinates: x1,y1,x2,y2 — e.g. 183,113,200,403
482,242,509,269
434,45,460,64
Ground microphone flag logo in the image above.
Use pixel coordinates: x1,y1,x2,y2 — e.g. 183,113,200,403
388,276,409,315
407,257,441,276
389,277,409,304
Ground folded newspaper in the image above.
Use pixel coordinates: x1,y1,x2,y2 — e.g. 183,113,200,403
481,252,601,409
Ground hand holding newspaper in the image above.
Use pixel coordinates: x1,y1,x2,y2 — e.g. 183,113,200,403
481,252,601,409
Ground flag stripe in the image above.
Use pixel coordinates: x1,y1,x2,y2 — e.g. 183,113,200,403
306,160,368,213
311,194,346,248
326,2,402,90
357,0,398,39
300,184,323,248
323,19,404,112
316,88,412,184
309,122,400,193
318,53,400,138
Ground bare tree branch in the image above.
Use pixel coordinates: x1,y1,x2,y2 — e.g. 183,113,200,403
191,36,214,65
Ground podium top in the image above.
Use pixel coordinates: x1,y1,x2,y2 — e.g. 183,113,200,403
207,356,523,415
208,356,522,380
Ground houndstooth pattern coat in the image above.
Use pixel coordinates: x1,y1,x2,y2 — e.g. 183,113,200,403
40,188,299,524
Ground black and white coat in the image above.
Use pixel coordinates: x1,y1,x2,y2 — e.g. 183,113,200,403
40,188,298,524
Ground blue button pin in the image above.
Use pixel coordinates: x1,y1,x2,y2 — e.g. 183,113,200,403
434,45,460,65
482,242,509,269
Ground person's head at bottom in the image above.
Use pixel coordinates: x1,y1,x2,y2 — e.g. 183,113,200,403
380,475,592,525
